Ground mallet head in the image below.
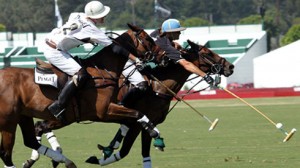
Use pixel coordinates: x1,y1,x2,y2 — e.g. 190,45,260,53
283,128,297,142
209,118,219,131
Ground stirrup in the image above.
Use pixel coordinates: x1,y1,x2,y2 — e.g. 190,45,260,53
48,102,66,119
53,109,65,118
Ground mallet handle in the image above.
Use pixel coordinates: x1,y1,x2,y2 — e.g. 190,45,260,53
150,74,212,123
220,86,277,126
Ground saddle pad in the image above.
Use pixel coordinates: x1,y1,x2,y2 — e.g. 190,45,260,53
34,68,58,88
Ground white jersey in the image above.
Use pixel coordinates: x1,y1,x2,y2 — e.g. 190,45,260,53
46,12,112,51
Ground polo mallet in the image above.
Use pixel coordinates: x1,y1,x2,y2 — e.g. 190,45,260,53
150,74,219,131
219,86,296,142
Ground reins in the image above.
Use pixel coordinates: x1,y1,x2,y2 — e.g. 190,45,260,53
166,43,225,113
167,75,210,113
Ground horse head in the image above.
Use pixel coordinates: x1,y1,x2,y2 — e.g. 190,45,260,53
125,23,165,61
183,40,234,77
83,24,165,80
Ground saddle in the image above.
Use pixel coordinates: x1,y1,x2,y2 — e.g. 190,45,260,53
35,57,118,89
34,58,68,89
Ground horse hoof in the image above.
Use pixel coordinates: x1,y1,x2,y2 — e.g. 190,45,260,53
85,156,99,165
22,159,35,168
97,144,114,159
153,137,165,151
51,159,59,168
65,161,77,168
97,144,104,150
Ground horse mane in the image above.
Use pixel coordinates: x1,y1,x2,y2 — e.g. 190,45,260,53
113,31,138,56
75,31,136,70
181,48,198,62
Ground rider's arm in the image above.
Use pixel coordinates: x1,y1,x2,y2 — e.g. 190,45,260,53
178,59,213,84
178,59,206,77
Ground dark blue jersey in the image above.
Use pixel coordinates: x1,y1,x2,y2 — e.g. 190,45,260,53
151,30,183,64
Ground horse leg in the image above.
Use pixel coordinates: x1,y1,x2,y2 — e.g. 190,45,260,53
108,124,129,150
0,128,17,167
97,124,129,159
106,103,160,138
141,130,152,168
23,120,61,168
18,116,76,168
37,121,62,168
45,131,62,168
98,125,141,166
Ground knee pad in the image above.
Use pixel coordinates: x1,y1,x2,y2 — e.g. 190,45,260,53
74,68,89,88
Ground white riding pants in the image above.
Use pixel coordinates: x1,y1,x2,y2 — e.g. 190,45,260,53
122,60,145,86
43,45,82,76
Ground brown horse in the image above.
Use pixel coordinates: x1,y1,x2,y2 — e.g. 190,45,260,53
26,40,234,167
0,24,165,168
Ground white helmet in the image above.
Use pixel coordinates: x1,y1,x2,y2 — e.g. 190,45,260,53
85,1,110,19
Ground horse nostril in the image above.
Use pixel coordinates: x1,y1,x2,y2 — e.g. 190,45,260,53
229,65,235,69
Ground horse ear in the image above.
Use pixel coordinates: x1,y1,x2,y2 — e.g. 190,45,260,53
187,39,198,49
127,23,140,32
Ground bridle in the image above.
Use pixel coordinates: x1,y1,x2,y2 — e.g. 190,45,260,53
106,30,164,62
131,29,163,61
187,45,226,74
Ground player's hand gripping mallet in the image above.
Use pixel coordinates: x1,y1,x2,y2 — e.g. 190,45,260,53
219,86,296,142
151,74,219,131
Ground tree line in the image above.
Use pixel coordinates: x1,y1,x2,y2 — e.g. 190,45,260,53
0,0,300,48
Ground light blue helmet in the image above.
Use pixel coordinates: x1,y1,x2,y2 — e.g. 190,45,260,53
161,19,186,33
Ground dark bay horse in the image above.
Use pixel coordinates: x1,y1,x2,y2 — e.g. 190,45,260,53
0,24,165,168
93,40,235,167
27,40,234,167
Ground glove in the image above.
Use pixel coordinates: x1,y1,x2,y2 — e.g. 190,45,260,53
214,75,221,86
135,58,144,71
135,57,142,66
137,62,158,73
203,74,214,85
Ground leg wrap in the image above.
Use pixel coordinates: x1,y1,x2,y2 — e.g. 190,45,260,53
45,131,61,151
99,151,121,166
4,165,16,168
137,115,160,138
143,157,152,168
37,145,67,163
109,124,129,149
30,136,42,161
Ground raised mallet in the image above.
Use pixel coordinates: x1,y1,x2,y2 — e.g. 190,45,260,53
150,74,219,131
219,86,297,142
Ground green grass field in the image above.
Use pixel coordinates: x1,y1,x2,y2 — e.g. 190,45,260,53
11,97,300,168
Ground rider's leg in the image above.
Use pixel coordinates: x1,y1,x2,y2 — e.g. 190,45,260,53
44,48,89,119
118,81,149,108
48,68,89,118
119,60,148,108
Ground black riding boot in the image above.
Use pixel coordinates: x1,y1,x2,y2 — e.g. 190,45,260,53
48,80,77,119
48,68,89,120
119,81,148,108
